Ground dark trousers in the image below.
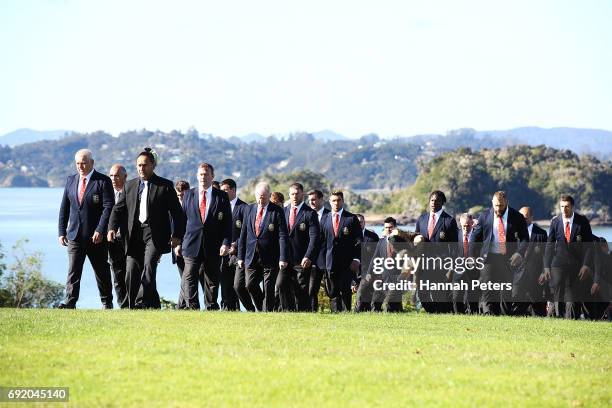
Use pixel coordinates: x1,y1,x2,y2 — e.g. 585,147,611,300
550,265,592,319
220,255,240,311
245,254,278,312
355,273,376,312
176,255,186,309
293,265,313,311
275,266,296,311
183,250,222,310
233,264,255,311
452,269,480,314
326,268,353,312
64,238,113,308
480,254,513,316
308,266,324,312
108,238,128,308
126,225,162,309
417,268,452,314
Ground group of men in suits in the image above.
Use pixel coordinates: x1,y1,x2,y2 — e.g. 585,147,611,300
57,149,610,319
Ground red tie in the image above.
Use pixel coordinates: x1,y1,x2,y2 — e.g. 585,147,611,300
463,234,469,257
200,191,207,224
564,221,570,243
333,213,340,237
498,216,506,255
427,212,436,240
289,206,297,230
78,177,86,205
255,206,264,236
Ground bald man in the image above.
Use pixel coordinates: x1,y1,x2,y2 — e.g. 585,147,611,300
513,207,548,316
108,164,129,308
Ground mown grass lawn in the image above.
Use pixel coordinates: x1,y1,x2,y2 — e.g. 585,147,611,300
0,309,610,407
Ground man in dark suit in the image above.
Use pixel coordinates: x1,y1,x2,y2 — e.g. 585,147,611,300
176,163,232,310
354,214,382,312
220,178,252,311
414,190,458,313
108,148,185,309
452,213,479,314
173,180,190,309
470,191,529,315
512,206,548,316
543,195,594,319
237,182,289,312
282,183,320,311
307,189,330,312
319,191,361,312
107,163,129,309
58,149,115,309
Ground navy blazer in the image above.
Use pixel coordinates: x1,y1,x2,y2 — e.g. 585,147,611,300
315,208,331,269
415,210,459,243
109,174,185,255
230,198,249,245
238,203,288,268
181,187,232,259
469,207,529,260
284,203,320,265
58,170,114,241
544,213,593,269
514,224,547,286
319,209,361,272
357,228,380,281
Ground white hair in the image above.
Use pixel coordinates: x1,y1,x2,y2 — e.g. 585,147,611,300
75,149,94,162
255,181,271,195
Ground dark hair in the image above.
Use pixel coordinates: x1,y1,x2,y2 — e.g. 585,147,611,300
560,194,575,206
493,191,507,201
290,182,304,192
307,189,323,199
198,162,215,175
175,180,190,192
138,147,156,164
384,216,397,226
330,190,344,200
429,190,447,204
221,178,237,190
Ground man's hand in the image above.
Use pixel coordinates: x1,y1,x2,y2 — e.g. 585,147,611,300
578,265,591,281
351,284,358,294
539,268,551,285
219,245,230,257
107,230,117,243
301,257,312,269
237,260,244,269
350,260,360,274
174,245,182,258
92,231,103,244
58,236,68,246
279,261,288,270
591,282,601,296
509,252,523,267
413,235,424,244
229,243,237,255
170,237,181,248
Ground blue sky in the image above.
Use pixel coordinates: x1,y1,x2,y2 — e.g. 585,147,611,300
1,0,611,137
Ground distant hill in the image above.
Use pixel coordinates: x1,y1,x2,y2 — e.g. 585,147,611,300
0,128,72,147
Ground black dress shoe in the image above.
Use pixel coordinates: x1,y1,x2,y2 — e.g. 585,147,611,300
102,304,114,309
57,303,75,309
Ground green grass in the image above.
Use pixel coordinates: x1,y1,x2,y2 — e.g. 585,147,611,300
0,310,610,407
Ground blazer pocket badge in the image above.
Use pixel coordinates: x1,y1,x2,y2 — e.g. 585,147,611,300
299,222,306,231
534,246,540,254
514,232,519,239
342,226,349,236
92,194,100,204
235,220,242,228
217,212,223,221
268,223,275,232
576,234,582,242
440,231,446,239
